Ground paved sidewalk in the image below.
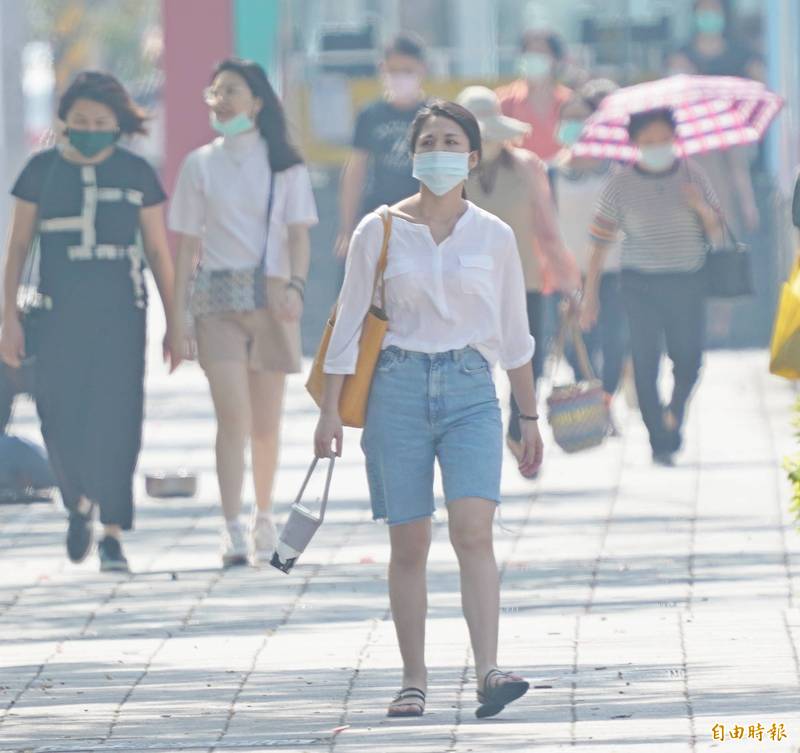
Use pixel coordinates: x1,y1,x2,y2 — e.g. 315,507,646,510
1,308,800,752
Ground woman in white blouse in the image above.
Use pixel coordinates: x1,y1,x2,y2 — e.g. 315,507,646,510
315,101,543,719
169,59,318,566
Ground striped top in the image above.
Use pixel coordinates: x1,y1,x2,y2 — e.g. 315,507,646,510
589,160,720,273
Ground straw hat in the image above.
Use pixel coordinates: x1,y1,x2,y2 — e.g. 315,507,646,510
457,86,531,144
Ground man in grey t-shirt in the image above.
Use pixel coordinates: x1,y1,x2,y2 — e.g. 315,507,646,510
334,33,427,261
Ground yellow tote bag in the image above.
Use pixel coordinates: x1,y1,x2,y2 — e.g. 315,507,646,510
305,211,392,427
769,259,800,379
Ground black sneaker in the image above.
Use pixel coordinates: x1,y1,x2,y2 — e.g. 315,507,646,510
653,451,676,467
66,510,94,563
98,536,130,573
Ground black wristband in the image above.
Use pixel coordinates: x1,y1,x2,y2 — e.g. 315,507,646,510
286,280,305,300
518,413,539,422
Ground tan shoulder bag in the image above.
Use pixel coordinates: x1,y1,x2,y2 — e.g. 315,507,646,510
305,210,393,428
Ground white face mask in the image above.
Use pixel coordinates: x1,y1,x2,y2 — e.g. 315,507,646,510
412,151,470,196
638,143,676,172
518,52,553,80
384,72,422,104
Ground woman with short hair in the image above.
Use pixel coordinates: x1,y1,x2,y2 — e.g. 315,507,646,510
0,71,177,571
581,107,723,465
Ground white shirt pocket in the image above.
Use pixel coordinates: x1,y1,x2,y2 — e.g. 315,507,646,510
458,254,495,296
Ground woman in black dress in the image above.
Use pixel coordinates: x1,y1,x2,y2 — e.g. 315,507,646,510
0,71,176,572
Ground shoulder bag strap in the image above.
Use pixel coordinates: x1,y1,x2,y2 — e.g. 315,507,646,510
192,148,213,275
683,158,736,248
373,209,392,309
259,170,277,271
570,317,597,381
328,208,392,326
551,306,597,382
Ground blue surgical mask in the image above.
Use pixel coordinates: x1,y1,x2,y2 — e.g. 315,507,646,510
557,119,584,147
638,143,676,172
412,151,470,196
210,111,255,137
518,52,553,80
695,9,725,36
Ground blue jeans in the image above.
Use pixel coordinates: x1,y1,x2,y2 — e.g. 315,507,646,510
361,346,503,526
621,269,705,454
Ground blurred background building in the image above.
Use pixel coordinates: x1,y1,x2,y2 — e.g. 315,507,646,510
1,0,799,347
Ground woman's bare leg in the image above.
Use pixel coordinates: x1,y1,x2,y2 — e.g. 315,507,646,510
247,370,286,514
388,517,432,708
448,498,524,690
204,361,251,521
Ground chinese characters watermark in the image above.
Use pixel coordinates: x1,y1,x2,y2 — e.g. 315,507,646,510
712,723,788,743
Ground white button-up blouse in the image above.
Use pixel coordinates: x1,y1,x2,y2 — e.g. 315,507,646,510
323,202,535,374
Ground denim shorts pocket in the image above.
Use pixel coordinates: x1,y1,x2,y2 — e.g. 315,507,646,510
459,348,489,375
376,347,402,373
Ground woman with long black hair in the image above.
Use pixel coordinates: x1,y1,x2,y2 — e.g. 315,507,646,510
0,71,177,572
169,58,318,567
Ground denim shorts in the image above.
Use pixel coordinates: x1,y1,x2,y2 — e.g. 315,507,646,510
360,346,503,526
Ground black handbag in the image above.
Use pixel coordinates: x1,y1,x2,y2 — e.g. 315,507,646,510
703,225,754,299
682,160,754,299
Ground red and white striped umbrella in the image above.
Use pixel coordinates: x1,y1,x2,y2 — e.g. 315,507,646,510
572,74,784,162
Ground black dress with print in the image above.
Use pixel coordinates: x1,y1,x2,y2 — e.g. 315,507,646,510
12,146,166,529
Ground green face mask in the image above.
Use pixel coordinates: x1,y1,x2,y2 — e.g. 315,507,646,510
209,111,255,137
695,9,725,35
66,128,120,158
557,119,584,147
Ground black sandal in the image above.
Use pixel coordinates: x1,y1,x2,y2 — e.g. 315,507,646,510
387,686,426,717
476,669,530,719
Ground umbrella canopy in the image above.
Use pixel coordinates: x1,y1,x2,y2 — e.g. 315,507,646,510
573,74,784,162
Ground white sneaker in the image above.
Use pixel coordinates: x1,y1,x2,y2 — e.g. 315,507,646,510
222,520,248,568
251,512,277,564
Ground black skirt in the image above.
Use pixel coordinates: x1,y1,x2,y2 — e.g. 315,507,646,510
35,304,146,530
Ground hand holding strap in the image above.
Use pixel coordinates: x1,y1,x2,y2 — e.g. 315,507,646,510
552,306,597,382
293,456,336,524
